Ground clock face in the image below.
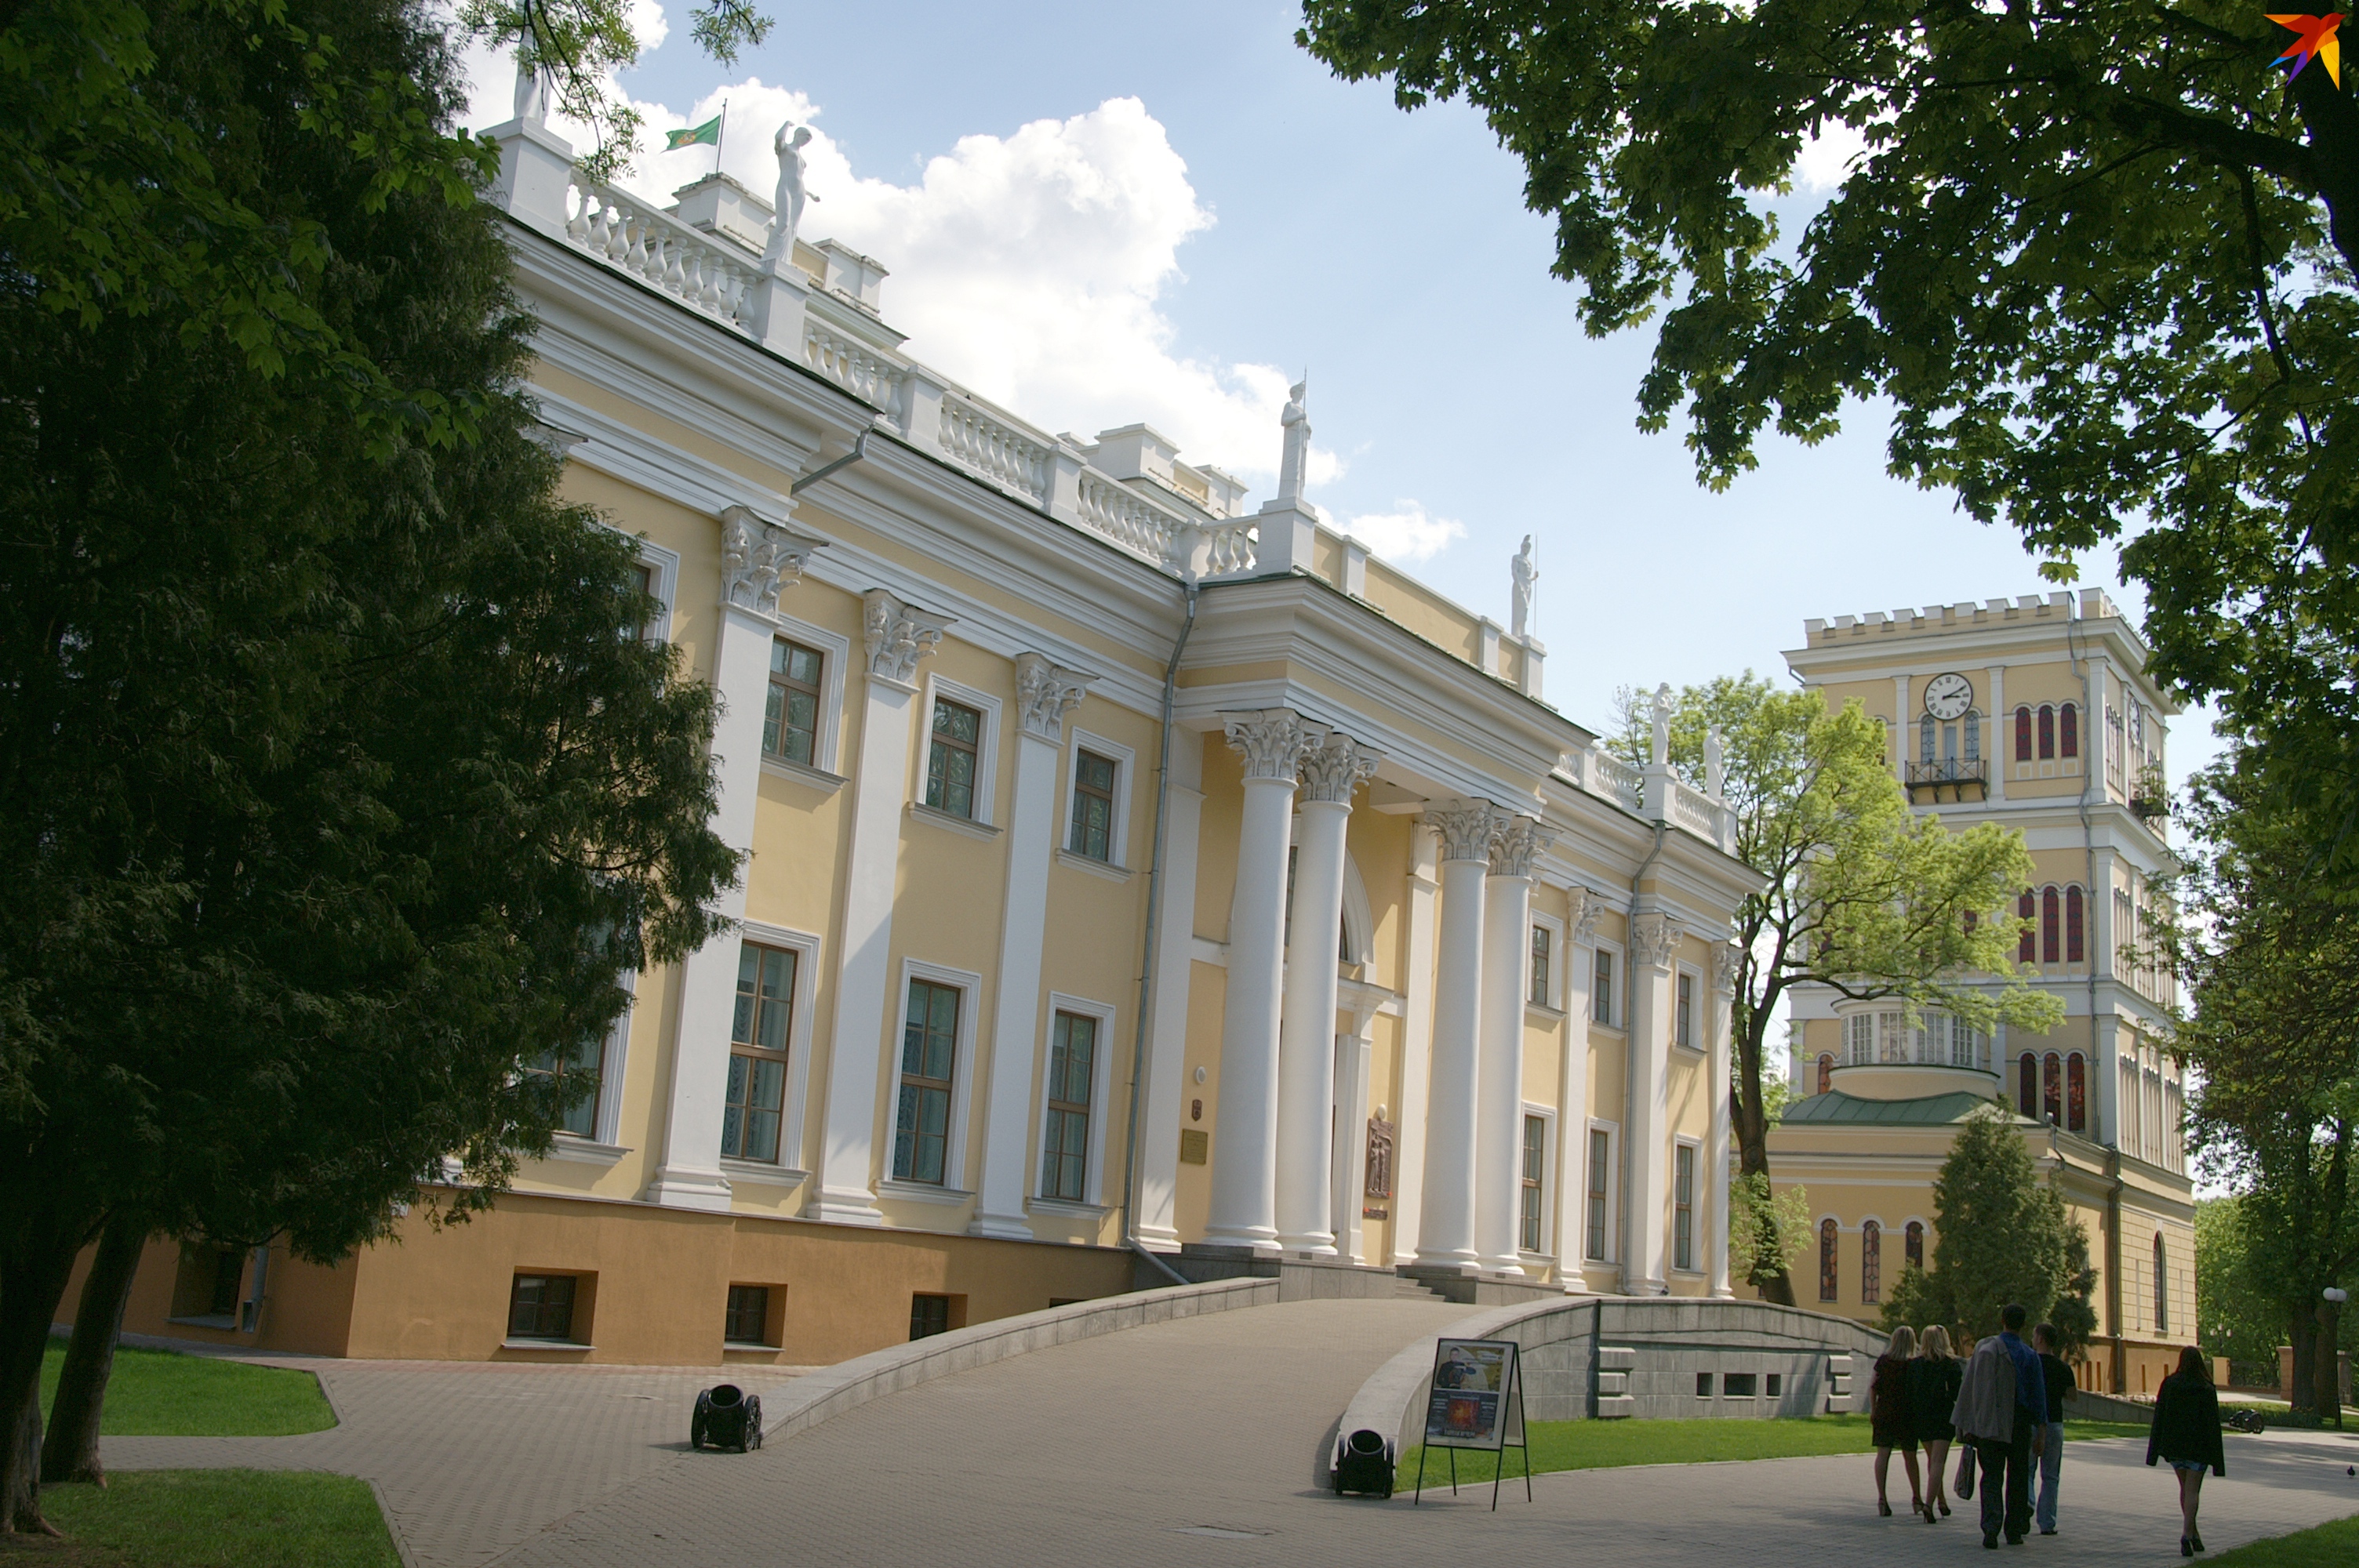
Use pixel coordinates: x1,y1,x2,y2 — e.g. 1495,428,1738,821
1925,672,1974,720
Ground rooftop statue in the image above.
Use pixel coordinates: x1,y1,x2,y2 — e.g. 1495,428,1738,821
1276,378,1310,508
1510,534,1537,638
764,125,816,269
1652,682,1673,768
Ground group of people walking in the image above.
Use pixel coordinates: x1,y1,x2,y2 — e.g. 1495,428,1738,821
1870,1304,2227,1553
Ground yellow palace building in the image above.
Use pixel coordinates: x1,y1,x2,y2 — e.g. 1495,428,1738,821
1770,593,2194,1396
88,90,1762,1367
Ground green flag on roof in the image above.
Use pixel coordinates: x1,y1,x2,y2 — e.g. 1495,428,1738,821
665,115,722,151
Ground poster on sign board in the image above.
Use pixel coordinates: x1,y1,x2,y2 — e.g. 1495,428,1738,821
1422,1338,1518,1451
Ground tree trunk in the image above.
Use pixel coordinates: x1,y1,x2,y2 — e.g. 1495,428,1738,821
2316,1298,2344,1428
0,1224,81,1534
1734,1008,1797,1308
38,1214,146,1486
2288,1312,2318,1417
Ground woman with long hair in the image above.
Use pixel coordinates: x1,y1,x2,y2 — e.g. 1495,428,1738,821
1870,1323,1923,1516
2146,1346,2226,1555
1910,1323,1964,1521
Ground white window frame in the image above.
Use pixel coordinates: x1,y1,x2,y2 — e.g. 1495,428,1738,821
1527,913,1566,1013
722,919,823,1178
1060,728,1136,869
1518,1102,1558,1260
1034,992,1118,1208
1583,1118,1619,1264
764,611,852,778
886,957,983,1192
1670,1136,1703,1274
916,674,1003,826
1672,964,1703,1053
543,971,638,1162
618,532,678,645
1590,939,1623,1029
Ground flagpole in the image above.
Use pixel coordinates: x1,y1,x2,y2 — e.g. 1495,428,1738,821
715,100,727,178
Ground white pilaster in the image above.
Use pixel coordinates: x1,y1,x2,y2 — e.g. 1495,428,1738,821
1134,734,1204,1252
1390,825,1440,1265
1274,731,1379,1254
970,656,1093,1239
1203,710,1320,1251
1707,941,1739,1298
1475,818,1553,1276
1988,664,2007,801
1552,886,1600,1290
1416,800,1497,1273
810,590,951,1225
1624,908,1684,1291
1333,1000,1379,1263
645,508,826,1211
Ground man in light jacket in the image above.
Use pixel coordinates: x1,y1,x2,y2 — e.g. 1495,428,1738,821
1954,1304,2046,1548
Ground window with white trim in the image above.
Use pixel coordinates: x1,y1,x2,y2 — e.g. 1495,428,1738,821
1040,1011,1096,1201
724,942,796,1163
1673,1142,1697,1272
893,978,961,1184
1584,1125,1614,1261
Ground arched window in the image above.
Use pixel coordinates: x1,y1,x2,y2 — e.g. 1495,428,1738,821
2041,886,2061,964
1905,1220,1925,1271
1964,710,1982,762
2019,891,2037,963
2015,706,2034,760
2038,704,2056,760
1819,1218,1839,1303
1861,1220,1882,1304
2154,1233,2168,1333
1816,1053,1834,1095
2066,886,2085,963
2043,1052,2063,1123
2067,1053,2088,1133
2060,702,2079,758
2018,1051,2039,1116
1920,713,1936,764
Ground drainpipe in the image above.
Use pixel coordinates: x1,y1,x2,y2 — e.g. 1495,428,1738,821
1621,820,1670,1294
2105,1145,2126,1394
788,425,877,495
1122,576,1200,1290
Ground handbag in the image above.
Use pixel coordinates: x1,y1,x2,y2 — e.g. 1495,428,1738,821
1955,1443,1976,1499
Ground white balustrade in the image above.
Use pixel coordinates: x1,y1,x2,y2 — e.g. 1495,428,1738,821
1075,474,1188,566
1669,780,1718,839
803,321,906,412
1590,750,1644,811
938,394,1050,503
564,176,754,330
1204,520,1259,575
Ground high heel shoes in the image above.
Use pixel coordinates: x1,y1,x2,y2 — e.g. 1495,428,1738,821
1880,1501,1892,1516
1939,1497,1951,1518
2181,1537,2194,1557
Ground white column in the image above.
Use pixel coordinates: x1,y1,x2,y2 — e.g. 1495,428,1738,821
1707,941,1739,1298
1332,1002,1379,1264
1416,801,1497,1273
809,590,951,1225
1625,909,1685,1291
1134,734,1205,1252
1202,710,1319,1252
1988,664,2007,801
1553,886,1600,1290
1476,818,1554,1276
969,656,1093,1239
1390,825,1439,1265
2095,1013,2121,1150
1274,731,1379,1254
645,508,827,1210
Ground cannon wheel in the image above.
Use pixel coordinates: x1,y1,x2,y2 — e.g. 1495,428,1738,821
689,1409,707,1451
743,1398,763,1451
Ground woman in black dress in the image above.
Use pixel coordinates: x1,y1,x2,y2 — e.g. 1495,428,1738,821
2146,1346,2226,1555
1909,1323,1964,1521
1870,1323,1922,1516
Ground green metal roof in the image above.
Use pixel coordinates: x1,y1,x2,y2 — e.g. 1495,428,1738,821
1779,1090,2028,1126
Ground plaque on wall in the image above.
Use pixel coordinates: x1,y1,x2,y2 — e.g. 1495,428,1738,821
1178,1129,1209,1165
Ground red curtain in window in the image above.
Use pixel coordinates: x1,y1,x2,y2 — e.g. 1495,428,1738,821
2016,706,2033,760
2019,891,2036,963
2066,886,2085,962
2060,702,2079,758
1819,1218,1839,1302
1816,1054,1833,1095
1861,1220,1881,1304
2038,705,2055,759
2067,1054,2087,1133
2018,1052,2039,1116
2041,886,2061,963
2043,1052,2063,1123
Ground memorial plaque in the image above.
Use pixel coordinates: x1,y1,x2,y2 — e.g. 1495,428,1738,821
1178,1129,1209,1165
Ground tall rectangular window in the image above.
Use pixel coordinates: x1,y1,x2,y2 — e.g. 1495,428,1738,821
1675,973,1695,1049
1068,750,1116,861
925,699,983,818
1592,948,1615,1025
507,1274,578,1341
526,1031,603,1138
894,979,960,1184
1040,1011,1095,1201
1585,1130,1610,1260
1528,924,1552,1007
1673,1145,1696,1272
910,1294,951,1341
763,639,823,765
1519,1115,1547,1253
725,943,795,1162
724,1284,770,1345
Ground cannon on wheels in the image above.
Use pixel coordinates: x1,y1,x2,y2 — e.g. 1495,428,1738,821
690,1384,764,1453
1332,1427,1394,1498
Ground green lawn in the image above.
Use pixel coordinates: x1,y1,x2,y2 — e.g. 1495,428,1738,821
1398,1412,2153,1485
38,1341,334,1437
2208,1514,2359,1566
3,1472,398,1568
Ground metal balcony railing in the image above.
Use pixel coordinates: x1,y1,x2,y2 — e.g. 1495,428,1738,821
1906,758,1988,789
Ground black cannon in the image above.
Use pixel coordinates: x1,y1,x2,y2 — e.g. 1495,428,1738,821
1332,1427,1394,1498
691,1384,763,1452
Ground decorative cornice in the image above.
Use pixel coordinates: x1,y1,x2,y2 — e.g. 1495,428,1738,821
1713,940,1743,998
1486,815,1556,880
1629,909,1686,970
1296,731,1381,805
1222,709,1323,783
1565,885,1601,946
862,588,952,685
1014,652,1092,742
1423,799,1499,863
718,504,826,619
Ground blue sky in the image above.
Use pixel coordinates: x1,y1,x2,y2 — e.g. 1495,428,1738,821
465,0,2223,793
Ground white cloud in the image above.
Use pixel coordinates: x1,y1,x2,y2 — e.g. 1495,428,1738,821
1335,500,1464,565
1793,121,1869,194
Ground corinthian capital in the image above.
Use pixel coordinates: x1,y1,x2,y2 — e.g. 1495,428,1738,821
1015,653,1092,742
1565,884,1602,945
1222,709,1324,782
718,504,827,620
1629,909,1686,971
1713,939,1743,998
1486,815,1557,880
1296,731,1381,804
1422,799,1499,863
862,589,953,685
